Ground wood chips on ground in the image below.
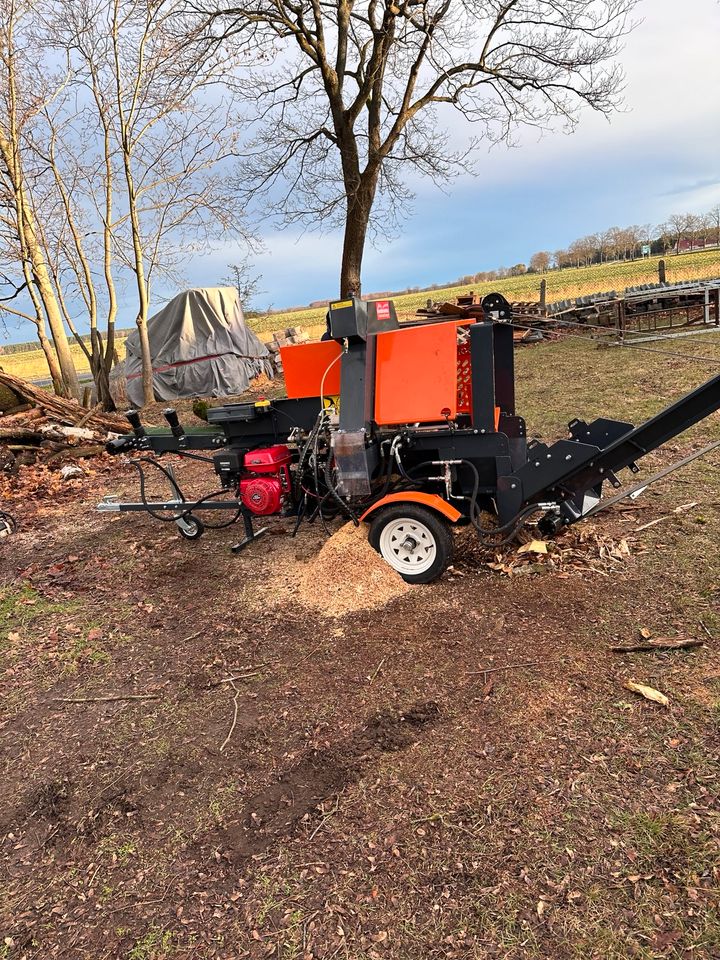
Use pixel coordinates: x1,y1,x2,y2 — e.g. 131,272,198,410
258,521,412,618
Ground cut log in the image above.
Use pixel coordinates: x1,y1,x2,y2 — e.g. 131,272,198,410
0,429,44,445
0,381,22,411
0,445,17,474
0,370,126,433
0,403,32,418
46,444,105,464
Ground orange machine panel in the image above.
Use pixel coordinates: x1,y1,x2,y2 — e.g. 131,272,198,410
374,321,460,425
280,340,342,399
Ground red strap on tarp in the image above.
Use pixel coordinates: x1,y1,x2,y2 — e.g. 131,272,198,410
126,352,260,380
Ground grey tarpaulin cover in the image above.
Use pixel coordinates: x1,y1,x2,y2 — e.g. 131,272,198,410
120,287,273,407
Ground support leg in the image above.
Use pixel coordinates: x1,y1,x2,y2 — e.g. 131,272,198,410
231,506,268,554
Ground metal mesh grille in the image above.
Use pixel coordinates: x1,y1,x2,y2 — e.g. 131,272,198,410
456,339,472,414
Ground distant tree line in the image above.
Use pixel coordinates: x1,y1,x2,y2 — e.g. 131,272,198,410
441,206,720,288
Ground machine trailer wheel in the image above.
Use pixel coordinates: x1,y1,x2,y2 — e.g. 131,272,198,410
177,514,205,540
368,504,453,584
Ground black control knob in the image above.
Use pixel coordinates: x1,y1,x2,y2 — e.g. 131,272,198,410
126,409,146,438
163,408,185,439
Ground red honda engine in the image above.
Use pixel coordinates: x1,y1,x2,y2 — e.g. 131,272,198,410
240,445,292,516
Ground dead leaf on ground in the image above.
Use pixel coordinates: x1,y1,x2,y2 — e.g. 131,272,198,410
517,539,548,555
624,680,669,708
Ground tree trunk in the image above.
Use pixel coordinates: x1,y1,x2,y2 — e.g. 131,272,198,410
339,181,375,299
122,153,154,405
30,261,81,400
0,130,81,399
135,309,154,404
91,329,115,411
37,331,65,396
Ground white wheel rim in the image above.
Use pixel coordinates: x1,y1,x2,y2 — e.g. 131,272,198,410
378,517,437,576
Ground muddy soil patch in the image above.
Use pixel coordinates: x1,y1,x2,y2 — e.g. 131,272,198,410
215,700,440,860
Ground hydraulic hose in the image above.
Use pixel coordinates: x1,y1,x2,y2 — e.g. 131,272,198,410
394,445,543,546
130,458,242,529
324,450,359,525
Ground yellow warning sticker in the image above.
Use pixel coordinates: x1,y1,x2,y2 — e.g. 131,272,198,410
330,299,353,310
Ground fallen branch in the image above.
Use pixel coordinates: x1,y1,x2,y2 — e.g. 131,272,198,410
308,796,340,842
0,403,32,418
465,658,563,677
53,693,160,704
77,402,103,428
609,639,704,653
635,502,698,532
367,657,386,684
0,428,44,444
219,680,240,753
210,671,262,687
292,642,328,668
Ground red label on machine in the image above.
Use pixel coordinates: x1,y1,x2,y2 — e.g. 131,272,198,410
375,300,391,321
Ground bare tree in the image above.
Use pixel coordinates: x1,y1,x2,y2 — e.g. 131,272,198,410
622,224,642,259
0,0,81,398
59,0,248,403
0,0,251,406
188,0,637,298
223,255,264,312
663,213,691,253
685,213,704,250
529,250,550,273
707,204,720,247
568,235,595,266
26,94,120,406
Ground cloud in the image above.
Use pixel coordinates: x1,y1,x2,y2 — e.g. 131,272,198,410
661,178,720,197
6,0,720,338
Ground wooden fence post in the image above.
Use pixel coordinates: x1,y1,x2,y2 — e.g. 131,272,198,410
658,259,666,284
616,299,626,342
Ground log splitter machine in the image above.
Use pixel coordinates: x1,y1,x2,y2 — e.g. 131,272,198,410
99,294,720,582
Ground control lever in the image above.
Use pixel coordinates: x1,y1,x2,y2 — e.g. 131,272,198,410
126,409,146,438
163,408,185,439
106,436,136,454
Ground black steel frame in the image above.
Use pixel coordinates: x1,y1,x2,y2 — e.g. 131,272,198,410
102,306,720,539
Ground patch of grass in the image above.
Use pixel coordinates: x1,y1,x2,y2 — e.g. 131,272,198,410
99,834,138,864
58,631,111,672
0,585,79,632
127,927,174,960
253,874,297,926
515,336,720,441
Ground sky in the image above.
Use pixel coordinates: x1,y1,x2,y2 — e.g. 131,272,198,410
4,0,720,343
231,0,720,311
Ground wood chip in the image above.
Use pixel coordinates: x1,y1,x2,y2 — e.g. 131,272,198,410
610,638,703,653
624,681,669,707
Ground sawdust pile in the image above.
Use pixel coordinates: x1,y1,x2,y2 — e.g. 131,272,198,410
292,521,412,617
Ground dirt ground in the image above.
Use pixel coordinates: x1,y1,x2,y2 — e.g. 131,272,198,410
2,338,720,960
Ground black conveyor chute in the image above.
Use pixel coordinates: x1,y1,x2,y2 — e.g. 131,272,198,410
559,369,720,497
510,369,720,506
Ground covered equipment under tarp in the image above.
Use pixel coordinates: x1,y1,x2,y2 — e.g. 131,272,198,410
121,287,273,407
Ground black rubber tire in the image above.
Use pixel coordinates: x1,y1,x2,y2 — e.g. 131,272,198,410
178,515,205,540
368,504,454,584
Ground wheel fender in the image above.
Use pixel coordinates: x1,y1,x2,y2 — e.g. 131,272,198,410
360,492,462,524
